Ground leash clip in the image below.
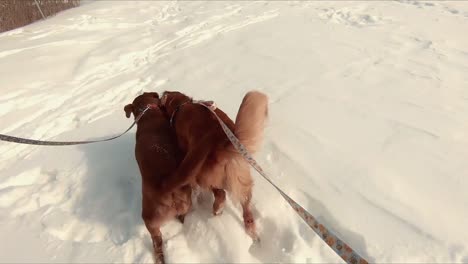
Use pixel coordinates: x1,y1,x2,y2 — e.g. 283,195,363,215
194,100,217,111
147,103,158,109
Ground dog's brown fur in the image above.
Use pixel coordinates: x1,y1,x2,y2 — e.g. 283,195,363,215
124,92,192,264
160,90,268,240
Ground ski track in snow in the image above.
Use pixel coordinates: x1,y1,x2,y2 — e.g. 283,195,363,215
1,0,468,263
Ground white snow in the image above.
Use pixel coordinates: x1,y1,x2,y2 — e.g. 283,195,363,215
1,0,468,263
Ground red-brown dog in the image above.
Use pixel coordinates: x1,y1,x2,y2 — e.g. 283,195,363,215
160,90,268,241
124,92,192,264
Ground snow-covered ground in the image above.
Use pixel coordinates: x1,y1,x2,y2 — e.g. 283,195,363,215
1,1,468,263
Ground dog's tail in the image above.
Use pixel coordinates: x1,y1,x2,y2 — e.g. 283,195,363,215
226,91,268,202
234,91,268,154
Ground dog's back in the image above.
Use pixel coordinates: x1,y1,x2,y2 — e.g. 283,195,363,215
135,115,181,184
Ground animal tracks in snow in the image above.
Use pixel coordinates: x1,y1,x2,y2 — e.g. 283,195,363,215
317,7,385,27
396,0,468,18
316,1,468,28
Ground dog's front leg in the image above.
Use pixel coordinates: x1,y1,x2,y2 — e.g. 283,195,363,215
143,208,165,264
145,221,165,264
152,230,165,264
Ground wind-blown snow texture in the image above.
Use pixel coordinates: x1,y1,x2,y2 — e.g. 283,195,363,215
1,1,468,263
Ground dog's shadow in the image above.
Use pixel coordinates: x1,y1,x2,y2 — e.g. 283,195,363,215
75,133,143,245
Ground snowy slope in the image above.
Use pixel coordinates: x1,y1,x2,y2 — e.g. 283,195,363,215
1,1,468,263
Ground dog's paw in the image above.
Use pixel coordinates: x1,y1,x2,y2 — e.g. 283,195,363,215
176,214,185,224
248,236,262,254
213,207,224,216
212,200,225,216
252,235,261,245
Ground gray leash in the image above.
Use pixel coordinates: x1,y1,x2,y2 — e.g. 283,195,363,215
0,105,155,146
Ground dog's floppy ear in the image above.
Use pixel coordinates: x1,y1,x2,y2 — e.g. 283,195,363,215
124,104,133,118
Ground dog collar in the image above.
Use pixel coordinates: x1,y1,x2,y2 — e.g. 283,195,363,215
169,99,192,127
169,100,217,127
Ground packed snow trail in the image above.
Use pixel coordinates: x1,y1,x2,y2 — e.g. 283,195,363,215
1,1,468,263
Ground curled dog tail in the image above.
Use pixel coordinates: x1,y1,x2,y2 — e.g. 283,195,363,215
234,91,268,154
226,91,268,202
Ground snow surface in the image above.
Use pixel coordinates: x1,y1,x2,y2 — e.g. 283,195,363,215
1,1,468,263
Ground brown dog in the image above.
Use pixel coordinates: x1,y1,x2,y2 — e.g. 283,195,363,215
124,92,192,264
160,90,268,241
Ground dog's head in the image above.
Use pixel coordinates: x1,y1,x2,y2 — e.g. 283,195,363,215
160,91,192,116
124,92,160,119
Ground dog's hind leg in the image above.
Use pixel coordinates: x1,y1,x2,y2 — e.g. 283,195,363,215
242,192,259,243
176,185,193,224
225,160,259,242
212,188,226,216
